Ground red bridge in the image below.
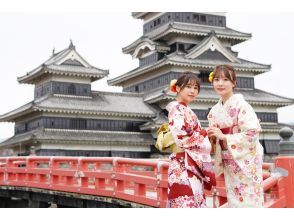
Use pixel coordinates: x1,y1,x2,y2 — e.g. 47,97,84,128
0,155,293,208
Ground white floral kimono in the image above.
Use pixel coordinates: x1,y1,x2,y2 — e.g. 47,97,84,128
208,94,264,207
166,101,215,208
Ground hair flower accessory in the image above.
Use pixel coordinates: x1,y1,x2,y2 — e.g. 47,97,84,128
169,79,177,93
208,71,214,83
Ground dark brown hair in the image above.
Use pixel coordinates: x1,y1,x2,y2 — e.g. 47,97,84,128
175,72,201,92
213,64,237,86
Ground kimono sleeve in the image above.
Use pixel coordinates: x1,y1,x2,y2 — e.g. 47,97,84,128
225,101,261,160
169,105,208,150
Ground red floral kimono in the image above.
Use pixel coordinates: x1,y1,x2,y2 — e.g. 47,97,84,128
166,101,215,208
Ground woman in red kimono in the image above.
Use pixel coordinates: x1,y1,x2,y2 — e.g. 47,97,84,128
166,72,215,208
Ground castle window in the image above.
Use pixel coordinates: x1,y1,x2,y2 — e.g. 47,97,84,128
68,84,76,95
193,14,199,21
200,15,206,22
178,43,185,52
157,18,161,25
199,71,210,83
70,119,86,129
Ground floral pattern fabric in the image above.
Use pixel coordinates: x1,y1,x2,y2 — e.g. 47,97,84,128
207,94,264,207
166,101,215,208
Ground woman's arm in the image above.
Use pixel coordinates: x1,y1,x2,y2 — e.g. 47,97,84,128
219,102,261,160
169,105,208,150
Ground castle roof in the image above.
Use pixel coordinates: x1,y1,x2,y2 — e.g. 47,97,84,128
0,127,154,148
0,91,157,122
123,21,251,53
108,52,270,87
17,41,109,84
122,36,170,57
143,85,294,107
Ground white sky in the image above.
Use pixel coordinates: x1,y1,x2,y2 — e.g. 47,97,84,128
0,1,294,140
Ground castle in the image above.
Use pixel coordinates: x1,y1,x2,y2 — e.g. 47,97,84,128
0,12,293,159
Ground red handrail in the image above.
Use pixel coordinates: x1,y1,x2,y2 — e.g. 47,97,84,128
214,156,293,208
0,156,292,208
0,156,170,207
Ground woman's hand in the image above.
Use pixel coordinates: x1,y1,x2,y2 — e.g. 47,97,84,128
207,127,227,150
207,127,226,141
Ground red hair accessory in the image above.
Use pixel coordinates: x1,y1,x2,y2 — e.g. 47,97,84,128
170,79,177,93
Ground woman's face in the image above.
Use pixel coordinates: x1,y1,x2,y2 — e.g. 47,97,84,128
212,73,235,97
176,81,199,104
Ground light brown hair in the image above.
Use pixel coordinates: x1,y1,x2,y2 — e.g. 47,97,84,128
213,64,237,87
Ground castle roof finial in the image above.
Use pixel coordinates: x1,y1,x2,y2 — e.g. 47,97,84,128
69,39,75,50
209,30,217,36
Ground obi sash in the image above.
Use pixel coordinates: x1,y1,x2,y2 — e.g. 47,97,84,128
220,127,234,160
219,127,233,150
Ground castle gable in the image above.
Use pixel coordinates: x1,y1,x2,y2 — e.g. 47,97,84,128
185,32,240,63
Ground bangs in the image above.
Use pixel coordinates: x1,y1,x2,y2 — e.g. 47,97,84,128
214,71,229,79
213,64,236,83
187,79,199,87
176,72,201,92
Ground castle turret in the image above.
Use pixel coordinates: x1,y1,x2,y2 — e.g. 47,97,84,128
0,41,156,157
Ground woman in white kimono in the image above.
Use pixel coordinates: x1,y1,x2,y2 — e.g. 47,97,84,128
207,64,264,208
166,72,215,208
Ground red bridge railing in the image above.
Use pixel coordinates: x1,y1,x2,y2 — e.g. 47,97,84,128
0,156,169,207
213,157,292,208
0,156,293,207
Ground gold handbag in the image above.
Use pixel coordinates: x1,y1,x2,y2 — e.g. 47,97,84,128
155,123,183,153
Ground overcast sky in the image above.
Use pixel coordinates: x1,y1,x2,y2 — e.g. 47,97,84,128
0,9,294,140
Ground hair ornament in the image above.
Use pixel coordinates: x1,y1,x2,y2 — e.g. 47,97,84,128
208,71,214,83
169,79,177,93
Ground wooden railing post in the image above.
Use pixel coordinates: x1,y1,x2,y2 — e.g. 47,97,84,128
274,126,294,207
213,174,227,207
278,127,294,155
274,156,294,207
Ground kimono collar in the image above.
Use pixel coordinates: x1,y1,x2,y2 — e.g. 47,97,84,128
178,101,187,107
166,101,187,112
219,94,244,107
